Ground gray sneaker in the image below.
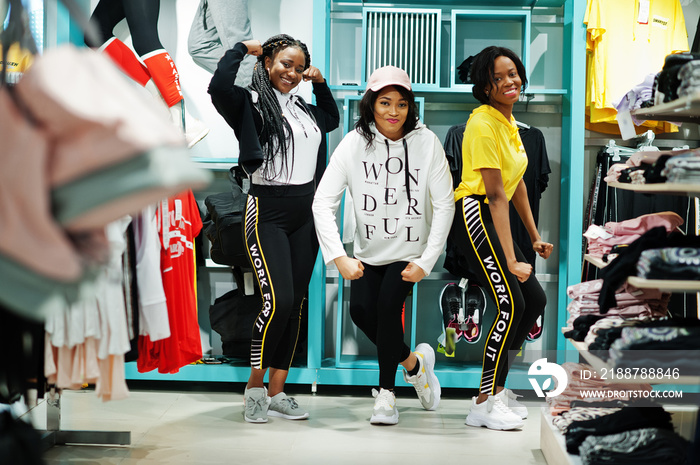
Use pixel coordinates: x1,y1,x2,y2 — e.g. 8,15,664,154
370,388,399,425
244,387,270,423
268,392,309,420
403,343,441,410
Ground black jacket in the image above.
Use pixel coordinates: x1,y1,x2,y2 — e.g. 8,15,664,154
208,42,340,183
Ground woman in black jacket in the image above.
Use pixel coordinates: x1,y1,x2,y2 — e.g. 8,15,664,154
209,34,339,423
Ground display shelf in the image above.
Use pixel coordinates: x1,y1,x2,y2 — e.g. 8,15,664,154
192,157,238,171
583,254,609,269
630,91,700,124
607,181,700,198
564,337,700,385
540,407,582,465
125,360,538,389
336,0,565,7
626,276,700,293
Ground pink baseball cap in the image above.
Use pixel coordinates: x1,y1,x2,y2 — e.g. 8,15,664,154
366,66,412,92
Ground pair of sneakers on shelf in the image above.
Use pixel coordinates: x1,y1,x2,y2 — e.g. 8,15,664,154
243,387,309,423
465,388,528,430
370,343,441,425
438,281,486,357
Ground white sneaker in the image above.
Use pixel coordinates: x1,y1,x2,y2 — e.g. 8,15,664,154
465,395,524,430
370,388,399,425
403,343,441,410
496,388,528,419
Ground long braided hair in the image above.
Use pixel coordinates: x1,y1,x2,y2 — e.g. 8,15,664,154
250,34,311,180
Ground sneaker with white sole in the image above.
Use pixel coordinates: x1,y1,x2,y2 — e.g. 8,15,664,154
403,343,441,411
465,395,524,430
268,392,309,420
244,387,270,423
370,388,399,425
496,388,528,419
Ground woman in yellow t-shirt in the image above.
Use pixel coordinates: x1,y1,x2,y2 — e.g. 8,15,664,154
450,46,553,431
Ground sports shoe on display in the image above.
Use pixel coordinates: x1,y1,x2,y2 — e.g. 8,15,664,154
268,392,309,420
439,282,464,354
403,343,441,411
463,283,486,344
496,388,528,419
243,387,270,423
370,388,399,425
526,315,544,342
465,395,524,430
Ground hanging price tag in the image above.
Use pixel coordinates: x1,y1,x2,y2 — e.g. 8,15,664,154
638,0,650,24
617,109,637,140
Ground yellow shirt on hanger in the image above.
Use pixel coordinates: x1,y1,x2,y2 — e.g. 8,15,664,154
585,0,688,124
455,105,527,203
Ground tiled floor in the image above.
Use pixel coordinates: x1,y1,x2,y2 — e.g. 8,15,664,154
30,387,547,465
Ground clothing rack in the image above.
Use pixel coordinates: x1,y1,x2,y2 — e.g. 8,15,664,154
39,385,130,449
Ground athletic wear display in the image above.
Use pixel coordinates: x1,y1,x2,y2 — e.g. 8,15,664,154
437,281,484,356
403,343,441,411
437,282,463,356
90,0,210,148
466,395,524,431
268,392,309,420
463,282,485,344
244,387,270,423
370,388,399,425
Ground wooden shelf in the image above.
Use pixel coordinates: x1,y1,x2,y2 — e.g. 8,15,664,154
583,254,609,269
630,91,700,124
540,407,582,465
584,254,700,291
566,338,700,385
607,181,700,197
626,276,700,293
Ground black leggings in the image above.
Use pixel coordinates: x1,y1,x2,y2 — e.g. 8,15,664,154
451,196,546,395
349,261,414,390
244,183,318,370
90,0,163,55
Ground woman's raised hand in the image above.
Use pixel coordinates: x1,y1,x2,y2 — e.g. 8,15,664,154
242,40,262,56
302,66,325,83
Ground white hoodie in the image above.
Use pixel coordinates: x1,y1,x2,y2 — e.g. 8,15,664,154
313,122,455,275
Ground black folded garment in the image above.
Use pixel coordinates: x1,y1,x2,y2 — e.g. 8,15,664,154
653,53,700,103
563,314,607,341
579,427,688,465
565,406,674,454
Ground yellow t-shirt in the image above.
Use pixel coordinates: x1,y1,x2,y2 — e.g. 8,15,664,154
454,105,527,203
585,0,688,124
0,42,34,83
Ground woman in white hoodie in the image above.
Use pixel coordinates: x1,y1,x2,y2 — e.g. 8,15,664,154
312,66,455,425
